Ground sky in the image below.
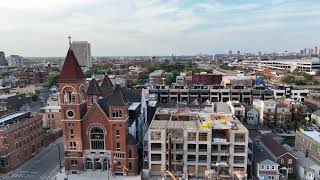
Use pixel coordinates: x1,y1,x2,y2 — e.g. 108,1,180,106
0,0,320,57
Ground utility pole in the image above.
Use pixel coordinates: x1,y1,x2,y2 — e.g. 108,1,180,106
58,143,62,173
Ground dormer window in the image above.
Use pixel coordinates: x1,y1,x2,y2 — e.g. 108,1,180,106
112,110,122,118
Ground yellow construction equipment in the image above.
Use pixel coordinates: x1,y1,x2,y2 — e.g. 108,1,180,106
164,170,177,180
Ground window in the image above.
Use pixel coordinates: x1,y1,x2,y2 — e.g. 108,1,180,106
199,133,207,141
151,132,161,140
70,129,74,135
235,133,246,143
272,165,275,170
86,158,93,169
234,156,245,164
116,130,120,139
280,158,284,164
198,155,207,163
288,167,293,173
288,159,292,164
112,110,122,118
116,143,120,151
187,155,196,162
67,110,75,118
90,127,105,150
151,154,161,161
51,114,54,118
187,144,196,152
71,160,78,169
199,144,207,152
48,114,50,118
261,165,265,170
151,143,161,151
268,175,275,179
266,165,270,170
128,150,132,158
70,142,76,150
187,132,196,141
63,90,75,104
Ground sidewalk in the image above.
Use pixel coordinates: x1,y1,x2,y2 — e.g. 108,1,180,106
55,169,141,180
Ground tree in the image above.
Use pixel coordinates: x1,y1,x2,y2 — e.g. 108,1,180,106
47,74,59,87
316,70,320,76
31,94,38,102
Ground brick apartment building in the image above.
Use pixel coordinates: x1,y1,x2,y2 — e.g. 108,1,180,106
59,47,140,175
295,130,320,161
0,112,44,173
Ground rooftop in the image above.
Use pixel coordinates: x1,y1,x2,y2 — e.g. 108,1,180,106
150,106,246,131
0,111,30,125
128,102,141,111
301,130,320,142
0,93,18,99
283,144,320,169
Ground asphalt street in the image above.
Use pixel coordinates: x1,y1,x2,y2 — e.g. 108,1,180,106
4,137,64,180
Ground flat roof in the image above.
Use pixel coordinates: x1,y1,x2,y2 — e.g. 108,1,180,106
0,93,17,99
150,106,247,131
0,111,30,124
302,130,320,142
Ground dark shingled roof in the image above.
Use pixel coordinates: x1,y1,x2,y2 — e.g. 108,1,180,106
107,84,125,106
59,48,84,81
100,75,114,93
261,133,288,158
87,78,101,96
121,88,142,103
97,97,109,115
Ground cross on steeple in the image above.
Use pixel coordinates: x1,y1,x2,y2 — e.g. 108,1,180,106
68,35,72,46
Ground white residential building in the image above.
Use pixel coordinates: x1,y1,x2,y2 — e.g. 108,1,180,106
246,107,259,125
257,159,280,180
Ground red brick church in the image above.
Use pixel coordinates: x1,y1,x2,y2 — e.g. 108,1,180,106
58,47,139,175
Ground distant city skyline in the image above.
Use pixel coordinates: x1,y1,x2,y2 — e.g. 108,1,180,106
0,0,320,57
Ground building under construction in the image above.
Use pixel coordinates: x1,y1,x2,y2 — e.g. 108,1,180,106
146,102,249,179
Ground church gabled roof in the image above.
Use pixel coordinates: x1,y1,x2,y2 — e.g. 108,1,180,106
59,48,84,82
86,78,101,96
100,75,114,91
107,84,125,106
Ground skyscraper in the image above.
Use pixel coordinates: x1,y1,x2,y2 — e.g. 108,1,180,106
0,51,7,66
71,41,92,69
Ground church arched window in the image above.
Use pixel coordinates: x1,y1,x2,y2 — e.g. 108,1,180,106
90,126,105,150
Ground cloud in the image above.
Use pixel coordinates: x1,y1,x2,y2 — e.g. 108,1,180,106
0,0,319,56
